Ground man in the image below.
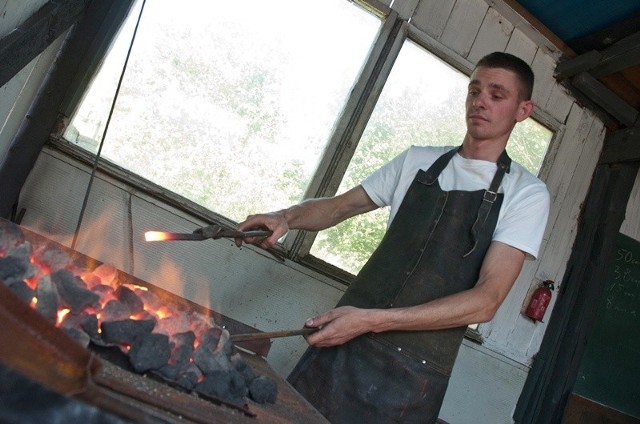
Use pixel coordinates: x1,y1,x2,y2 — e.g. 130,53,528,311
238,52,550,423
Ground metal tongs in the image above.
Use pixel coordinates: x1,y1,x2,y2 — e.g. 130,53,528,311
145,224,286,262
145,224,272,242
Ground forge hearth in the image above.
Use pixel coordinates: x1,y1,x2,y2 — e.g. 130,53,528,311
0,218,328,423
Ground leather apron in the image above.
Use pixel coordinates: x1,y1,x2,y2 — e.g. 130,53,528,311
288,148,511,423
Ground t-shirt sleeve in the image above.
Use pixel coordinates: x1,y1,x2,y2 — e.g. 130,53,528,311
361,148,411,208
493,183,550,260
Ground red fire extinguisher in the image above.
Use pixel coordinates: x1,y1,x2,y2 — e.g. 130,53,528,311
526,280,554,322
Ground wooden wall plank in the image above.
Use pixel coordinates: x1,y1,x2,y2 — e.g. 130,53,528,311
467,7,514,64
505,27,538,64
531,49,557,108
544,84,574,125
410,0,456,40
440,0,489,58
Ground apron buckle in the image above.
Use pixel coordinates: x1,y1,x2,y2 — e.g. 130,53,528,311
483,190,497,203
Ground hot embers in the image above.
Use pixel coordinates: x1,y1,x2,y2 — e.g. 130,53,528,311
0,223,277,407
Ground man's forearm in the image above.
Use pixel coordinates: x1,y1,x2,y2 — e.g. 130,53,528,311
281,186,378,231
368,288,501,333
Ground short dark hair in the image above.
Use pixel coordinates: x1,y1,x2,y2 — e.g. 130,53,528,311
475,52,534,100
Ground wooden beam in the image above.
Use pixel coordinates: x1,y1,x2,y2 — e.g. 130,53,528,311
572,72,639,128
591,31,640,78
560,81,620,129
555,31,640,80
554,51,601,80
599,128,640,164
0,0,90,88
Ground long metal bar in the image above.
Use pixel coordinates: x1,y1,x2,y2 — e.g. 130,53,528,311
231,328,317,342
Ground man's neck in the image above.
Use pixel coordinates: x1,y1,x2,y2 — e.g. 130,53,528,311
459,136,508,162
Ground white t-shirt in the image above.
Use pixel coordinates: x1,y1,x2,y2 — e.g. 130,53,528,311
361,145,550,259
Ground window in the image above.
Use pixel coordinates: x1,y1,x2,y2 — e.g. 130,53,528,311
65,0,380,223
64,2,552,277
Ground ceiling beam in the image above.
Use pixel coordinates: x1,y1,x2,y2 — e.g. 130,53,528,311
555,31,640,80
599,128,640,165
0,0,90,89
570,72,639,128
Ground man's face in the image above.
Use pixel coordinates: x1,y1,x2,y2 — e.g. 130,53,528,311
465,67,533,143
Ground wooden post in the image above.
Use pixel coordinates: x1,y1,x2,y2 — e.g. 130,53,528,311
0,0,135,219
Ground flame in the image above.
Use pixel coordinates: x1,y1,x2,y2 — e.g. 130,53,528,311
57,308,71,325
155,306,172,320
144,231,171,242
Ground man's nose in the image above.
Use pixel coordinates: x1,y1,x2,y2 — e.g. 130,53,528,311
472,93,486,108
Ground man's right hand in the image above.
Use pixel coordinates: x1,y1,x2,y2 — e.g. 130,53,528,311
236,211,288,249
236,185,378,250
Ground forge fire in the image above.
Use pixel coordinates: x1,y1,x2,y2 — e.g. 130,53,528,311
0,222,277,407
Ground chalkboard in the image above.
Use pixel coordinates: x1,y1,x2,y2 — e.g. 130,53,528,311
574,232,640,419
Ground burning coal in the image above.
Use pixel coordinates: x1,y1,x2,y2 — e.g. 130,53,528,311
0,222,277,407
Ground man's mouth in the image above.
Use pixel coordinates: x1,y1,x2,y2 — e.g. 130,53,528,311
468,114,489,123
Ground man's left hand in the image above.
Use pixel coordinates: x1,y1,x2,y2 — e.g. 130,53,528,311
303,306,374,347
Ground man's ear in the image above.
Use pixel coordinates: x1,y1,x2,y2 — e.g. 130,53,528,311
516,100,534,122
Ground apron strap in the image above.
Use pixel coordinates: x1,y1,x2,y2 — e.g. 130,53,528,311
416,147,458,185
463,150,511,257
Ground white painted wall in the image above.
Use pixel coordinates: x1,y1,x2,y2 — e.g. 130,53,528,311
5,0,639,423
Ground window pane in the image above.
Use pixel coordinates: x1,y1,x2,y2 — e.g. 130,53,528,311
65,0,380,222
310,41,552,274
506,118,553,175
